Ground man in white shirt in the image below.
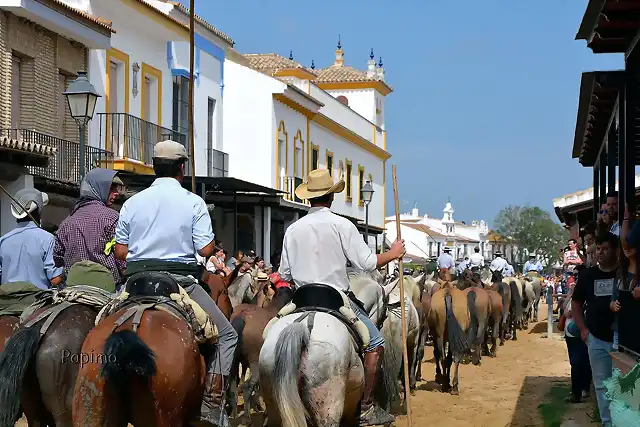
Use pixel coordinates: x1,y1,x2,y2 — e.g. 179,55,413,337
278,169,405,426
469,246,485,269
437,247,455,273
490,251,508,275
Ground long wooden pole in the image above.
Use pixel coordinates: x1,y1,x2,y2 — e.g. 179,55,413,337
392,164,413,426
188,0,196,193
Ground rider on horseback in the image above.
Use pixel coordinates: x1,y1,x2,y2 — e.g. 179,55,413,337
114,140,238,427
0,188,63,289
523,253,542,277
436,247,454,276
278,169,406,426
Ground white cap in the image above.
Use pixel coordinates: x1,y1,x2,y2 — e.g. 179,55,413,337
11,188,49,219
153,140,188,160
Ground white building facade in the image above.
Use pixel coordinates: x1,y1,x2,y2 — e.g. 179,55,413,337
223,42,392,258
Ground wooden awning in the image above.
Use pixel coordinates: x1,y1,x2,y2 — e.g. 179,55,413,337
576,0,640,54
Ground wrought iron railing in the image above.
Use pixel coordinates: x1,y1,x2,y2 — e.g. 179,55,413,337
206,148,229,177
280,176,304,203
97,113,187,165
0,128,113,183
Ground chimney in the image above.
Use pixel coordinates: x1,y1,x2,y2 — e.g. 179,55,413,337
376,56,384,80
367,48,376,78
334,35,344,67
411,202,419,217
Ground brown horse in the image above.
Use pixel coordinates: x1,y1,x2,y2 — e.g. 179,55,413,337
415,289,431,382
202,269,233,320
72,304,204,426
428,272,471,395
228,286,294,424
0,300,105,427
459,270,491,365
484,289,503,357
489,270,512,346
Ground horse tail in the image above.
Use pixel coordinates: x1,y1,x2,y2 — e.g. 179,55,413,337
467,289,478,341
101,330,156,392
230,316,245,379
444,291,469,359
0,325,40,425
271,322,309,427
509,280,523,323
497,283,508,312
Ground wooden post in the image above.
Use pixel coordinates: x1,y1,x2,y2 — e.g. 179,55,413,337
188,0,196,193
392,164,413,426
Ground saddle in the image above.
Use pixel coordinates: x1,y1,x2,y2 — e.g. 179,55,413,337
263,284,370,354
96,271,217,343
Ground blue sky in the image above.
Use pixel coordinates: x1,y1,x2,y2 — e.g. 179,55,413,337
186,0,624,225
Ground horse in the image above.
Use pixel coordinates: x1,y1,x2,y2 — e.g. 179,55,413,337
415,288,431,382
427,272,471,395
258,285,366,427
202,269,233,320
460,270,491,365
0,284,112,427
228,285,294,425
503,276,524,340
484,289,503,357
0,315,19,352
521,280,536,329
525,277,542,321
71,274,218,426
488,270,511,346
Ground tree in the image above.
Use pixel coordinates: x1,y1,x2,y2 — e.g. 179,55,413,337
494,205,568,266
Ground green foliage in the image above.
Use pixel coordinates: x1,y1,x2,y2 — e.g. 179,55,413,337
494,205,569,266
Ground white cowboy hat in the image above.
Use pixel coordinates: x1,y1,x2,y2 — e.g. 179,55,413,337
295,169,345,200
10,188,49,219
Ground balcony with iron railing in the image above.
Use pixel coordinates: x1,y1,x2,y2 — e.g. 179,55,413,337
280,176,306,204
97,113,187,171
0,128,113,184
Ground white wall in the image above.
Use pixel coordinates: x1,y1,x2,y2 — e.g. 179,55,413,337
193,51,223,174
324,88,376,125
223,60,282,185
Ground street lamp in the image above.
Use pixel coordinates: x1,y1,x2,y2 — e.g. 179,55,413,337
63,71,101,181
361,180,374,245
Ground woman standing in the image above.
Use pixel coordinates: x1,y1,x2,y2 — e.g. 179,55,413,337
562,279,592,403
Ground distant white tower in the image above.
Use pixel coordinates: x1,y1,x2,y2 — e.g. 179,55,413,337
441,200,455,235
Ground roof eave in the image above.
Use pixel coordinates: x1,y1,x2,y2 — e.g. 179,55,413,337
575,0,607,41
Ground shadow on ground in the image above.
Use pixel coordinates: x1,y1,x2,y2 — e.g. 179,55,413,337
509,376,570,427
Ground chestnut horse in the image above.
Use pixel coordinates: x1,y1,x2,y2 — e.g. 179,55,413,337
202,269,232,320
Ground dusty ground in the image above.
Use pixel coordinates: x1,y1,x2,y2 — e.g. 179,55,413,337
16,303,598,427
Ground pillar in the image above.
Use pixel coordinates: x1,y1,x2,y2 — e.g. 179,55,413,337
263,206,272,265
254,206,263,258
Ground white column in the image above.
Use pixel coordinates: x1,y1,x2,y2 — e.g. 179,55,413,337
263,207,272,265
0,173,34,235
254,206,263,257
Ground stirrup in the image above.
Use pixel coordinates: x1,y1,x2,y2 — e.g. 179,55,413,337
359,403,395,426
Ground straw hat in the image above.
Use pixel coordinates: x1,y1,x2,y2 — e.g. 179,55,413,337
295,169,345,200
257,272,269,281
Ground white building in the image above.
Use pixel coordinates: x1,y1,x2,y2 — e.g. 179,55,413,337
384,202,490,263
222,41,392,259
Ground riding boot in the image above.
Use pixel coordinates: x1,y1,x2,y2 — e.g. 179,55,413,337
359,347,395,426
195,373,231,427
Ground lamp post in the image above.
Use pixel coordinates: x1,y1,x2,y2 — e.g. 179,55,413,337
63,71,100,181
361,180,374,246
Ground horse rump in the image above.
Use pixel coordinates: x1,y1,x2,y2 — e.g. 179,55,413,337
0,325,40,426
270,322,310,427
508,280,523,327
445,293,468,360
101,330,157,390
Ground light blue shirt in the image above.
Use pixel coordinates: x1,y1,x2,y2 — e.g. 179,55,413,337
457,259,469,274
524,260,543,272
116,178,214,264
0,221,62,290
490,256,508,274
436,252,454,269
503,264,514,276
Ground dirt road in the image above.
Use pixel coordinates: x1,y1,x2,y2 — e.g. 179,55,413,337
17,304,596,427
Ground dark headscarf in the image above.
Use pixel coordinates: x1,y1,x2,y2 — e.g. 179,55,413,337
73,168,119,213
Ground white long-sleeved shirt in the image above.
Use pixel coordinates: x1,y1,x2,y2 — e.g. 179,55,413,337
278,207,377,291
469,253,485,268
437,253,455,269
490,257,508,273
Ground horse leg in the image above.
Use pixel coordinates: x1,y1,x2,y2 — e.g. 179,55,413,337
490,317,500,357
243,362,261,422
434,337,444,385
442,346,453,393
450,358,461,396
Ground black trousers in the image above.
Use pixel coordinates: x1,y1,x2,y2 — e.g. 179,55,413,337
566,335,592,396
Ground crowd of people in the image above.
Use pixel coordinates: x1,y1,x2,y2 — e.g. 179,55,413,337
556,191,640,427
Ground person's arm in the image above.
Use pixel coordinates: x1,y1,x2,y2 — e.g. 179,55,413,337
114,201,130,262
571,270,589,341
192,198,215,259
53,230,65,268
44,237,64,287
106,214,126,273
278,234,292,282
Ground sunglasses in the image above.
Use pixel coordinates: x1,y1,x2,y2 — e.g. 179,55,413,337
599,210,609,215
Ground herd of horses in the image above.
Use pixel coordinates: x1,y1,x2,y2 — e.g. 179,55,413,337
0,265,543,427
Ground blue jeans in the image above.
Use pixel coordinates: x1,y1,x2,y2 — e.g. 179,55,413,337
587,333,613,427
350,299,385,352
566,336,592,397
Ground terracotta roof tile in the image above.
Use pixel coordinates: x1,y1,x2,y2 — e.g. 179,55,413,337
168,2,234,46
403,223,448,239
243,53,317,76
0,137,57,157
314,65,393,92
46,0,115,33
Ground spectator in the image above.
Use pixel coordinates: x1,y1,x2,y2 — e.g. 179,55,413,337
254,256,265,272
596,203,614,237
572,232,619,427
226,250,243,271
563,239,583,276
606,191,619,236
206,247,225,273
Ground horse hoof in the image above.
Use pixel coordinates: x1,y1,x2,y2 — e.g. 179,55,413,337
450,388,459,396
410,389,416,396
499,341,505,346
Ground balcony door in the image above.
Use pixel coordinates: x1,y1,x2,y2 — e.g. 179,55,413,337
108,61,120,154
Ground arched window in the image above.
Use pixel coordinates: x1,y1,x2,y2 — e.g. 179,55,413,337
336,95,349,106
